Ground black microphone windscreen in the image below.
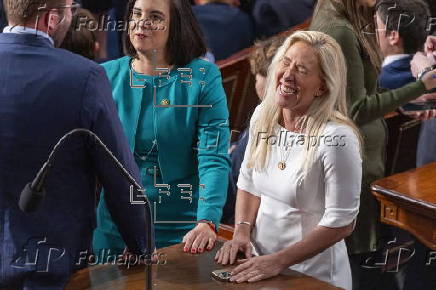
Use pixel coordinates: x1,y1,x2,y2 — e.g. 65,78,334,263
19,183,45,213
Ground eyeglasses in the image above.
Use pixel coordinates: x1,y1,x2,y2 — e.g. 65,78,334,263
60,2,81,16
361,22,377,35
38,2,81,16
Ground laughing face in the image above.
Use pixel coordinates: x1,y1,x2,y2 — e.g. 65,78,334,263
275,41,325,113
128,0,170,56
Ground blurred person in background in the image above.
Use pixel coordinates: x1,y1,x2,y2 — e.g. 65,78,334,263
252,0,315,38
192,0,254,61
77,0,128,60
61,8,100,60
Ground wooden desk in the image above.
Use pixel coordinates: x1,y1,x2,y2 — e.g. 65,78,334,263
371,162,436,250
65,242,340,290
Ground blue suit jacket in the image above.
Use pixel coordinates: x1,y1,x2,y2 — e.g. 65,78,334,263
378,56,415,90
0,33,152,289
193,3,254,61
252,0,315,38
378,55,436,167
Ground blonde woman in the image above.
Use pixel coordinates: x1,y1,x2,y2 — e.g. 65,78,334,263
215,31,362,290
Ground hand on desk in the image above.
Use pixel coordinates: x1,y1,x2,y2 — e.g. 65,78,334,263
214,234,252,265
182,222,217,254
229,254,286,283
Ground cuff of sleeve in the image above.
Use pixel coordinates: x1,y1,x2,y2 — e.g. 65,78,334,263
318,208,359,228
198,219,217,233
197,208,221,232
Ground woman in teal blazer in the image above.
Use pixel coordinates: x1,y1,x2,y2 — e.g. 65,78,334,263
93,0,230,255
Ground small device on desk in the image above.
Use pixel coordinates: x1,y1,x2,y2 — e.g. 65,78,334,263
211,269,232,282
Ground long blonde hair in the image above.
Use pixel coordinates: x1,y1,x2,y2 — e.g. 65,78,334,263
312,0,382,72
247,31,362,178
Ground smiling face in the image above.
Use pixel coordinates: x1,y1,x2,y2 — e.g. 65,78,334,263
275,41,325,113
128,0,170,57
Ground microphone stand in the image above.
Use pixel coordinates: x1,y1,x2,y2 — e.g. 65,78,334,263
18,128,153,290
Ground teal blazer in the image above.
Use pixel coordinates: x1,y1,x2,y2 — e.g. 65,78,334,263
95,56,230,243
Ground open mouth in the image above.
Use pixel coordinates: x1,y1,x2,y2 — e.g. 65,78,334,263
135,33,148,39
279,83,300,97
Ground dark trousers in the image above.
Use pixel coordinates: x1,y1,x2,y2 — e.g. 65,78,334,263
350,242,436,290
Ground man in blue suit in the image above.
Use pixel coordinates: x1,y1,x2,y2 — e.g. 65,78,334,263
193,0,254,61
0,0,153,288
251,0,315,38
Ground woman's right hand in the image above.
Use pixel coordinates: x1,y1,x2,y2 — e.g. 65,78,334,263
214,233,252,265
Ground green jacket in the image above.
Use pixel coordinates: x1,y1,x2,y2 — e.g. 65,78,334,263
93,56,231,251
310,1,426,254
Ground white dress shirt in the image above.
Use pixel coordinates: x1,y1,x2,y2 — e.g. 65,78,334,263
3,25,54,46
382,54,410,68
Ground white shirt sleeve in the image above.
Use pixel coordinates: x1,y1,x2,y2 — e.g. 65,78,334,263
318,125,362,228
236,105,262,197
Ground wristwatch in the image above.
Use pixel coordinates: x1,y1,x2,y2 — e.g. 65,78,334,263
417,64,436,80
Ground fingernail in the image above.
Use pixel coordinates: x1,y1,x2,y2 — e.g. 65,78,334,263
191,249,196,253
198,248,203,253
184,247,188,252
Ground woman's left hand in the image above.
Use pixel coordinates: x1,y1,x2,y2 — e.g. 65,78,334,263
182,222,217,254
229,253,287,283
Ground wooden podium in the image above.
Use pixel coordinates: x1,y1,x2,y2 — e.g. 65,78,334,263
371,162,436,250
66,242,341,290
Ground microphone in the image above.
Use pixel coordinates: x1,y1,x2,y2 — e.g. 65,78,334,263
19,161,50,212
18,128,154,289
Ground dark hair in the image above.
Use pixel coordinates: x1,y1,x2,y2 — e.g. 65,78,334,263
377,0,430,54
60,8,97,60
123,0,207,66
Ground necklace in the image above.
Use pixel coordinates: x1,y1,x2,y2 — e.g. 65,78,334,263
278,142,291,170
